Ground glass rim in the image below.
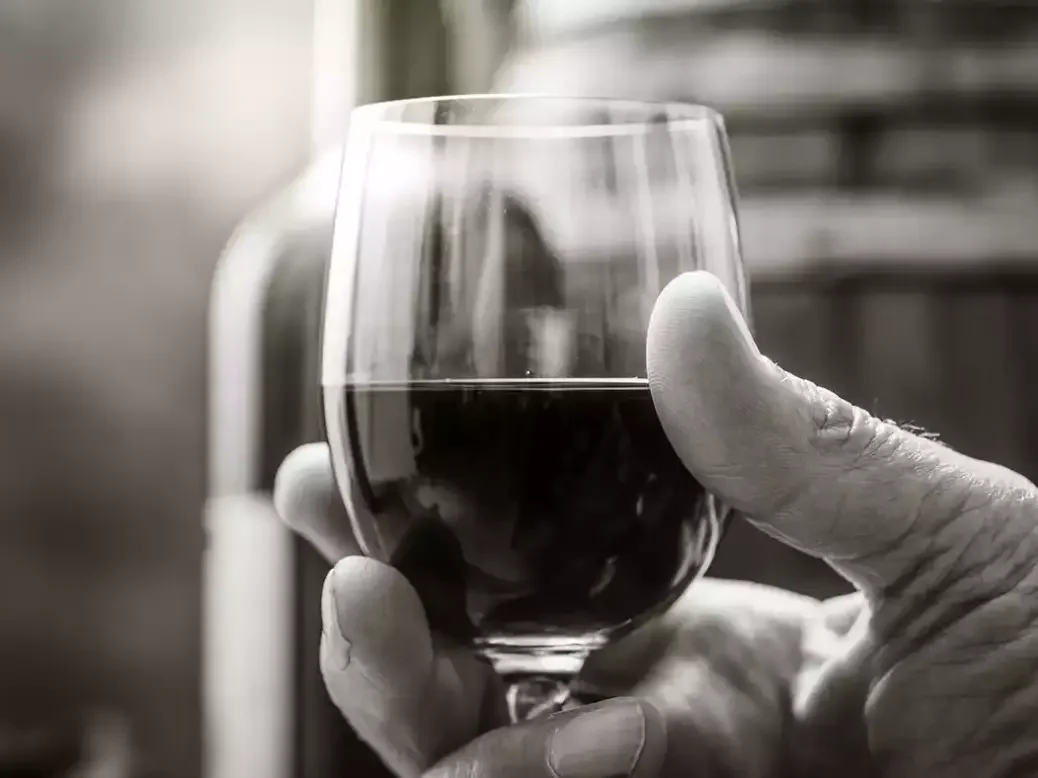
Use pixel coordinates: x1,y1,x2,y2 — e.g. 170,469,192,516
350,94,725,139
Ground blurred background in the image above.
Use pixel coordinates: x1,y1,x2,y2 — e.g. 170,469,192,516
2,1,1038,776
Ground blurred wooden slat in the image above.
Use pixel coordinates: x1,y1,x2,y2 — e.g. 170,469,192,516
1008,295,1038,482
503,30,1038,121
726,96,1038,136
933,291,1028,475
740,193,1038,275
689,36,1038,118
851,290,942,431
870,126,988,192
729,130,840,190
752,286,833,385
732,124,1038,193
523,0,1038,42
519,0,789,38
529,186,1038,273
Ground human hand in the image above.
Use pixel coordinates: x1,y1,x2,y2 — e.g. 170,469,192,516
275,270,1038,778
277,443,854,778
646,271,1038,777
274,448,667,778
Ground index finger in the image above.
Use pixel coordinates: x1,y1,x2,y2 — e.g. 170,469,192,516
274,443,360,562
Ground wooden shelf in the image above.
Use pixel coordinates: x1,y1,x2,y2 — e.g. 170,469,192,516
519,0,786,38
741,192,1038,276
641,34,1038,117
526,182,1038,276
521,0,1038,41
502,31,1038,121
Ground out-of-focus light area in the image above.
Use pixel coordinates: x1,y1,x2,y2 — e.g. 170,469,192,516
0,1,310,776
4,1,1038,776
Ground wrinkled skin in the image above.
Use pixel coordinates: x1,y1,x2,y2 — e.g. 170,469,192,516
274,272,1038,778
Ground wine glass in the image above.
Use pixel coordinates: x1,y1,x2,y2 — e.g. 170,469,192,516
322,95,747,722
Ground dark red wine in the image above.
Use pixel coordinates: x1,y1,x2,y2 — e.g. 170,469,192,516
325,380,719,645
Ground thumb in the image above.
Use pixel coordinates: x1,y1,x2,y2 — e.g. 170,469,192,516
425,698,666,778
646,271,1036,595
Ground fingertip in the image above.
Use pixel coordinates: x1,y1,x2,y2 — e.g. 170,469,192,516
274,443,358,560
646,271,779,505
647,271,765,420
273,443,336,525
321,556,434,696
649,271,759,366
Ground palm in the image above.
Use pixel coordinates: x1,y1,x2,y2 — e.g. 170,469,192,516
576,579,847,778
861,587,1038,776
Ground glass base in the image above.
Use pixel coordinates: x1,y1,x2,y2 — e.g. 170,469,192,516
503,675,575,721
480,649,586,677
479,636,605,721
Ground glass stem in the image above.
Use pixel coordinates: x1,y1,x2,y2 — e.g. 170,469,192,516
503,673,576,722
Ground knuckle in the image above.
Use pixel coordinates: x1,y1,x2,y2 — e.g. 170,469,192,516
797,377,887,463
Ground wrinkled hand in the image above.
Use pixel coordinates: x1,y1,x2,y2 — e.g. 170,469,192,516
275,446,665,778
275,271,1038,778
276,444,842,778
646,272,1038,777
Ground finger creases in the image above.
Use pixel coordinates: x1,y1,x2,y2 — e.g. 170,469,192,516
646,271,1037,594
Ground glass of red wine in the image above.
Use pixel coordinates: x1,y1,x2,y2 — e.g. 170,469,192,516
322,95,747,721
